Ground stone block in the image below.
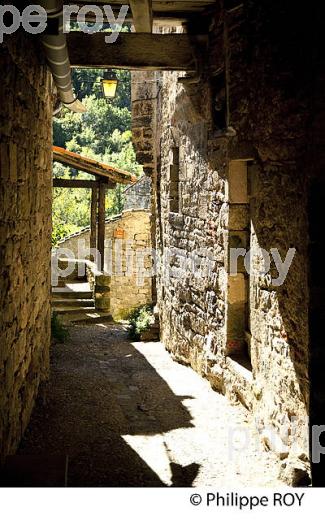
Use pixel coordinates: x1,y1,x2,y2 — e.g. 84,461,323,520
228,161,248,204
228,205,249,230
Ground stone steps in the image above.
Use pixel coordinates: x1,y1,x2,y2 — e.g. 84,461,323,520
52,290,93,300
70,312,113,325
51,268,113,325
52,299,95,308
55,309,113,326
52,283,93,300
51,279,113,325
51,279,95,315
53,306,95,314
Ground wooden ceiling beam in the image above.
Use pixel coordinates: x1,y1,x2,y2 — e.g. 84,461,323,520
129,0,153,32
68,2,214,27
67,32,204,71
69,5,188,25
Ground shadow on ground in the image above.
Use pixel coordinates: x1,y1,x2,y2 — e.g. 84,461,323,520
1,323,199,487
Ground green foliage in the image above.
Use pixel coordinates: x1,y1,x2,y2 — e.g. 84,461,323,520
52,221,79,247
52,163,92,245
52,67,143,244
127,305,154,340
51,312,69,343
54,71,132,155
71,66,131,109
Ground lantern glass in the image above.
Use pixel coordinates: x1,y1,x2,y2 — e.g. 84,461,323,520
101,73,118,100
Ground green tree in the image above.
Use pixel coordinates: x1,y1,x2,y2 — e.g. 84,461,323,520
52,67,143,245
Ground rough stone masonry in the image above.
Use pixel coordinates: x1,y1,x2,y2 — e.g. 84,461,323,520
0,31,53,461
131,1,323,484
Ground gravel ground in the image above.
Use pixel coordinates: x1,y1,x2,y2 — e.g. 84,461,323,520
15,323,284,487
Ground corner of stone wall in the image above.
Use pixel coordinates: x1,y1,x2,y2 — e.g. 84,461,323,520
131,71,160,306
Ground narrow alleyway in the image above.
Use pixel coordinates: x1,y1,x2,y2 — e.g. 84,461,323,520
10,324,283,487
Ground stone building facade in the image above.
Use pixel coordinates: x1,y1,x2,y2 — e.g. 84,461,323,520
132,1,324,481
56,209,152,319
0,33,53,461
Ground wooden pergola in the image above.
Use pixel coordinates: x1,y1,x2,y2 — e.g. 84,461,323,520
53,146,136,270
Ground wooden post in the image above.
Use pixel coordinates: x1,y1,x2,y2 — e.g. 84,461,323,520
129,0,153,33
90,187,97,262
97,181,106,271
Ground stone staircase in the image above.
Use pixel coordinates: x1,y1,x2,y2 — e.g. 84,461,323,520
51,258,112,325
52,281,95,314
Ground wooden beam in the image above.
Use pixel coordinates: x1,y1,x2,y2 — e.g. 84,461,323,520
90,187,98,262
67,33,203,71
53,178,115,189
97,182,106,272
69,7,186,25
53,146,136,185
130,0,152,32
71,1,215,19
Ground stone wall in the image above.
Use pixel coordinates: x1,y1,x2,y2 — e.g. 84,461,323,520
131,71,160,305
132,1,316,480
123,175,151,211
56,209,152,319
0,32,53,461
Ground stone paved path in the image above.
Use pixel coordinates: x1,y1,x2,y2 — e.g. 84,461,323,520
16,323,283,486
